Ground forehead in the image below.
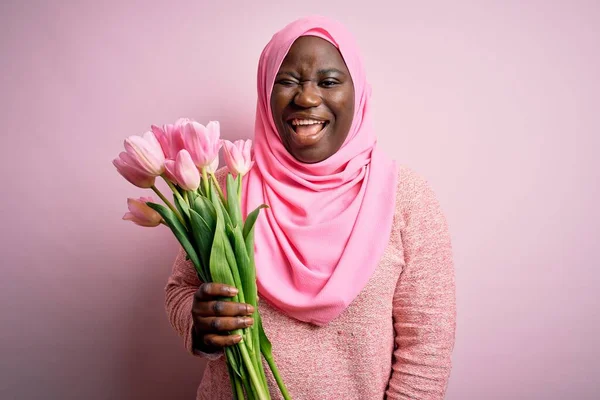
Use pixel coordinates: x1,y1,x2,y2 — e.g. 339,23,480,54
278,36,348,72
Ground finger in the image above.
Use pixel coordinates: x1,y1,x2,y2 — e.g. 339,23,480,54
194,300,254,317
203,333,243,348
196,316,254,332
195,283,238,301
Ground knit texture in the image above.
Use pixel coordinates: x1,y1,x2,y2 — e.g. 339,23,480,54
164,165,456,399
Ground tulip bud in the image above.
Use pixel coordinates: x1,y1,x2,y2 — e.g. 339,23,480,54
173,149,201,191
206,154,219,174
122,197,162,227
123,131,166,175
183,121,222,169
151,124,185,160
113,152,156,188
222,139,254,176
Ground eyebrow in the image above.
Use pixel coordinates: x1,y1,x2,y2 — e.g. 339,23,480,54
317,68,346,76
276,71,300,78
276,68,346,78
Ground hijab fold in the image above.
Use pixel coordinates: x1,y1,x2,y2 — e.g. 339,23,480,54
243,15,398,326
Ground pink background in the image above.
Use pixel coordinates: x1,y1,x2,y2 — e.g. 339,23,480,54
1,1,598,399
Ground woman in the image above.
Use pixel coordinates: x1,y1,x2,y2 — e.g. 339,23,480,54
166,15,456,400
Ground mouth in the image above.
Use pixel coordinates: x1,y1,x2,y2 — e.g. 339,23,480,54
286,118,330,146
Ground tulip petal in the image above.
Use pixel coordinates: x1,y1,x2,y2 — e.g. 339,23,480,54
124,133,165,175
206,155,219,174
175,117,193,126
206,121,221,143
183,121,221,169
175,149,201,191
170,127,186,160
222,139,254,176
151,125,170,157
113,158,156,188
163,160,178,184
124,197,162,227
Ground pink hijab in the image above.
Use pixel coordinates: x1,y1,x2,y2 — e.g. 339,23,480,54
243,15,398,326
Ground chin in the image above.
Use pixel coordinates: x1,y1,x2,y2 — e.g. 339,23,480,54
288,146,332,164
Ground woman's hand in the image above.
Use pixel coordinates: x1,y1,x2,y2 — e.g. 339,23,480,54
191,282,255,353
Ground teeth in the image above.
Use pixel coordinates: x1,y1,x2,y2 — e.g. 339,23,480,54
291,119,325,126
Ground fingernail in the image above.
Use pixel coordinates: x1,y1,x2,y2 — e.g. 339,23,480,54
228,287,239,295
246,304,255,314
244,317,254,327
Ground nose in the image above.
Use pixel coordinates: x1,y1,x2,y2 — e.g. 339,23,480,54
293,83,322,108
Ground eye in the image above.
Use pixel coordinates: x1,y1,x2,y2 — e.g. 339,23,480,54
320,79,339,88
276,79,298,87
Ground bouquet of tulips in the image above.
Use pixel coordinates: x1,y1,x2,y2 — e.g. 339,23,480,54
113,118,290,400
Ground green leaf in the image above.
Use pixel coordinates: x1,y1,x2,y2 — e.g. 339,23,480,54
188,209,215,283
244,218,257,270
225,347,242,379
209,180,232,227
146,202,201,274
193,195,216,232
258,310,291,399
257,312,272,357
253,311,267,390
243,204,269,239
209,194,236,289
241,221,267,384
232,225,256,307
226,174,243,228
225,357,242,400
223,224,245,305
173,191,190,221
188,190,199,206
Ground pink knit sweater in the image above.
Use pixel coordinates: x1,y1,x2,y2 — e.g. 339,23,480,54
165,165,456,399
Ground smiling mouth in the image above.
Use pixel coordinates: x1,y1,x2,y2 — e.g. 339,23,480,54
287,118,330,145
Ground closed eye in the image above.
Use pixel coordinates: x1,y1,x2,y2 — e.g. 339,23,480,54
320,79,339,88
276,79,298,87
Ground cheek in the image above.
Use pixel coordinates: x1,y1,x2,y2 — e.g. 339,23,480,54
332,94,354,131
270,92,289,119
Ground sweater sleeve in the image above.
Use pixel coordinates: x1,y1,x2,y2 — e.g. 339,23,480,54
164,247,224,360
386,170,456,399
164,167,229,360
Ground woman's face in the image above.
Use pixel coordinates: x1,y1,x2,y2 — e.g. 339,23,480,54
270,36,355,164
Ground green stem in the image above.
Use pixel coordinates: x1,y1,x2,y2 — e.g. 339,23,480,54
210,172,226,204
225,353,242,400
264,353,290,400
163,177,178,194
234,378,244,400
256,346,268,391
238,175,242,208
151,185,185,226
241,374,254,400
239,342,270,399
231,368,244,400
202,168,210,197
163,176,188,214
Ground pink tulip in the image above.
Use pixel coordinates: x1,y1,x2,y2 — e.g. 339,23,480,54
183,121,221,169
113,152,156,188
175,117,193,126
163,160,178,184
222,139,254,176
123,131,165,175
151,124,185,160
206,154,219,174
173,149,201,191
122,197,162,227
